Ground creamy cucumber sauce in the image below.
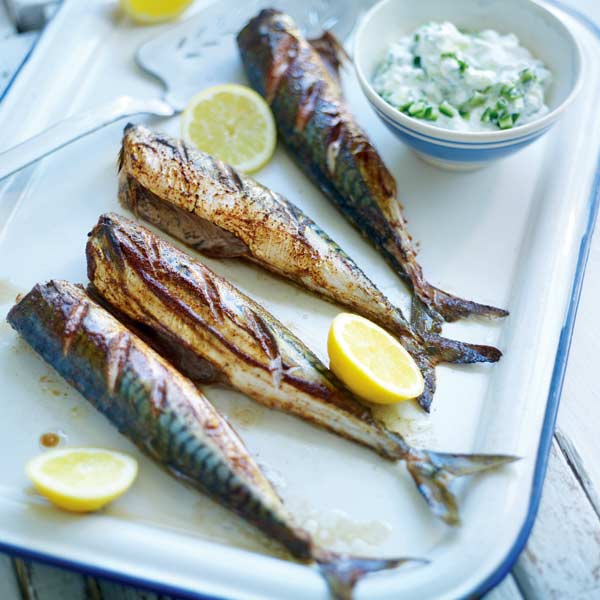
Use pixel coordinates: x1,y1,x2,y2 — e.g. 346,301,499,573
373,22,551,131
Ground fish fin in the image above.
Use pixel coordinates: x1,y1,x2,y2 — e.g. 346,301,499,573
316,551,427,600
405,450,519,525
421,332,502,365
308,31,348,77
410,295,443,334
427,285,508,323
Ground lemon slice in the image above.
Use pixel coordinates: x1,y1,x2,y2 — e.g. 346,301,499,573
327,313,425,404
119,0,193,24
26,448,138,513
181,84,277,173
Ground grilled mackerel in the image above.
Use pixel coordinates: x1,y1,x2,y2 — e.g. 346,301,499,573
118,124,501,412
237,9,508,330
7,280,417,599
86,213,516,525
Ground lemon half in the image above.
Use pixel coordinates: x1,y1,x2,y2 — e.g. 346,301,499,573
120,0,193,24
181,84,277,173
26,448,138,513
328,313,425,404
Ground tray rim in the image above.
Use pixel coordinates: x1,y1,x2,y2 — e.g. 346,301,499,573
0,1,598,598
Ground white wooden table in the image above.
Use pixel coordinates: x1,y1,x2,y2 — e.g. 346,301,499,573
1,1,599,598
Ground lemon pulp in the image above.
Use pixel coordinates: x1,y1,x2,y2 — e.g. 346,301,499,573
120,0,193,23
26,448,138,512
327,313,425,404
181,84,276,173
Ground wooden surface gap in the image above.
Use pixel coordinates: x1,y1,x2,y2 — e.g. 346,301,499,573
555,428,600,521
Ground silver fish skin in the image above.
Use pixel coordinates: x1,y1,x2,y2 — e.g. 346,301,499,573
7,280,415,599
117,124,502,412
86,213,517,525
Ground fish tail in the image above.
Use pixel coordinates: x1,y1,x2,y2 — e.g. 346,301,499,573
315,551,426,600
405,449,518,525
426,285,509,324
413,355,436,413
421,332,502,365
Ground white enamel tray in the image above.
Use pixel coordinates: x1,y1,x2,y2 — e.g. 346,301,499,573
0,1,599,598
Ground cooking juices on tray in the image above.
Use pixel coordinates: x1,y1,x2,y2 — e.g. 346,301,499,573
373,22,551,131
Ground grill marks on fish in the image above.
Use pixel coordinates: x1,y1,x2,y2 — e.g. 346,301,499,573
118,125,503,412
7,281,316,557
105,331,132,395
87,214,379,431
86,213,517,525
9,283,420,597
237,9,509,329
62,298,89,356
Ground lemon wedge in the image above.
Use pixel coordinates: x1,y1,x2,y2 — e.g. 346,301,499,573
26,448,138,513
119,0,193,24
181,84,277,173
327,313,425,404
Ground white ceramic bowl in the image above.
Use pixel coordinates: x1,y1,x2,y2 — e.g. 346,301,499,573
354,0,582,170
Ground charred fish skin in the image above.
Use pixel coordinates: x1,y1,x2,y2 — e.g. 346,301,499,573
86,213,396,458
118,125,502,413
118,124,412,335
9,281,418,597
87,213,517,525
236,9,509,328
7,280,314,557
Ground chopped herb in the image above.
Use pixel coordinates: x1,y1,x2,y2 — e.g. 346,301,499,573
413,56,422,68
439,101,456,117
511,112,520,124
520,68,536,83
440,51,468,73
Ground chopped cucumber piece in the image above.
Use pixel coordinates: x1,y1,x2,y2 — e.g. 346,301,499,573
501,85,522,101
407,101,427,117
424,106,438,121
481,107,492,123
468,91,487,108
439,101,456,117
498,113,513,129
413,56,422,68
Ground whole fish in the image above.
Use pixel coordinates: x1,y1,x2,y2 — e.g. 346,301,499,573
118,124,501,412
237,10,509,331
7,280,419,599
86,213,517,525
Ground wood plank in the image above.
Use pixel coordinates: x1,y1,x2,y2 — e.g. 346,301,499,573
483,574,523,600
0,554,21,599
511,439,600,599
13,558,89,600
94,579,166,600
